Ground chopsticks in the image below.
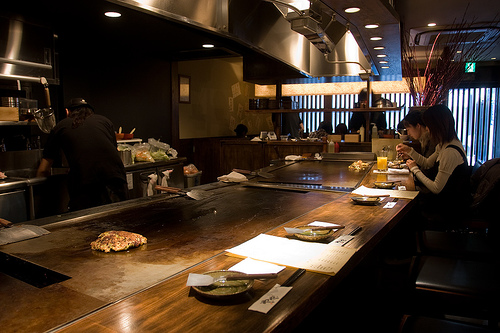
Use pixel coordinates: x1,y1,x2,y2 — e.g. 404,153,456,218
281,268,306,287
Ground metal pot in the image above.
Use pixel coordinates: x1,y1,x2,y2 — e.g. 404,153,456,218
118,150,132,165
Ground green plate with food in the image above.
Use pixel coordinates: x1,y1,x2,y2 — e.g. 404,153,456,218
192,270,254,298
294,226,335,241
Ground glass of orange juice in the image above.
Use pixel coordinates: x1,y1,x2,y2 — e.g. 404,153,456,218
377,150,388,171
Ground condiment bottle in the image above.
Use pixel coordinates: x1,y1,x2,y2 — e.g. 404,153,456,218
334,142,340,153
372,123,378,139
328,141,335,153
360,124,365,142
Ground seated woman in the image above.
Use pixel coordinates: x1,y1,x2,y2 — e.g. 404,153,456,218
396,105,471,230
402,109,435,158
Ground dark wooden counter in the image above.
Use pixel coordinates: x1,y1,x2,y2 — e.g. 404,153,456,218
0,161,415,333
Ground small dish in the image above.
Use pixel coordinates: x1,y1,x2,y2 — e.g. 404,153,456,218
374,181,396,189
191,270,254,299
294,226,334,241
351,196,381,205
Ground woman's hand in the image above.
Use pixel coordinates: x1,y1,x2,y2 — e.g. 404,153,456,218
406,159,417,170
396,143,411,159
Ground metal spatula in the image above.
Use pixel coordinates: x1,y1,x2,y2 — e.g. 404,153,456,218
0,218,50,245
186,272,278,286
155,185,211,200
232,169,274,178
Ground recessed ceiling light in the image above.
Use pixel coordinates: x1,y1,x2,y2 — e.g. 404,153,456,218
365,24,379,29
428,22,437,27
374,46,385,50
202,44,215,48
379,61,388,64
370,36,383,41
376,54,387,58
381,66,390,69
344,7,360,13
456,50,462,53
492,57,497,60
104,11,121,18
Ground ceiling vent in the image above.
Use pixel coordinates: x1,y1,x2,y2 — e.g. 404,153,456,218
410,26,500,46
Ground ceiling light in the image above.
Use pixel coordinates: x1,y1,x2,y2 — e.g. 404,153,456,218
456,50,462,53
344,7,360,13
492,57,497,60
286,0,311,11
379,61,388,64
104,11,121,18
365,24,379,29
374,46,385,50
202,44,215,48
381,66,390,69
376,54,387,58
428,22,437,27
370,36,383,41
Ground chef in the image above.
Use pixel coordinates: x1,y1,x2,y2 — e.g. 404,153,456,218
36,98,127,211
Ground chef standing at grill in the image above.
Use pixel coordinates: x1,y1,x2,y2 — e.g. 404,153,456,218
37,98,127,211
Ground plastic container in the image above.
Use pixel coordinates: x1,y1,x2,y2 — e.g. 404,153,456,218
184,171,202,188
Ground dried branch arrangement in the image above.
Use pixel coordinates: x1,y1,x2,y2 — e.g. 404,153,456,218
402,13,500,106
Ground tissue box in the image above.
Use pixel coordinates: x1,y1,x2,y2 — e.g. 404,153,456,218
344,134,360,142
0,107,19,121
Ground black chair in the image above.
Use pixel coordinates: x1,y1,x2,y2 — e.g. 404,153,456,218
416,158,500,260
403,159,500,329
416,230,499,262
408,255,500,328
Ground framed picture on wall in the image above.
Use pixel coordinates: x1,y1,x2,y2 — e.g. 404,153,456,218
179,75,190,103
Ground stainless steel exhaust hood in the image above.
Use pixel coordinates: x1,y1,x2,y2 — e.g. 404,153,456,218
110,0,401,82
0,16,57,84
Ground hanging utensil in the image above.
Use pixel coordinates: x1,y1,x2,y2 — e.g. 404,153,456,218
33,77,56,133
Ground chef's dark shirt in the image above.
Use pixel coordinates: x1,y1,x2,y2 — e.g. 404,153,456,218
43,114,126,209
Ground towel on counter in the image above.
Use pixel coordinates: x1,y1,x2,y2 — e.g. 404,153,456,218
373,168,410,174
285,155,304,161
217,171,248,183
352,185,419,200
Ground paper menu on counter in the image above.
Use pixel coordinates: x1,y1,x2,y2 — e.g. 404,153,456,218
226,234,356,275
229,258,286,275
352,185,419,200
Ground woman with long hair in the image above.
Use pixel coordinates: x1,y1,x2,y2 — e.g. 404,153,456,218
401,109,435,157
397,104,471,229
